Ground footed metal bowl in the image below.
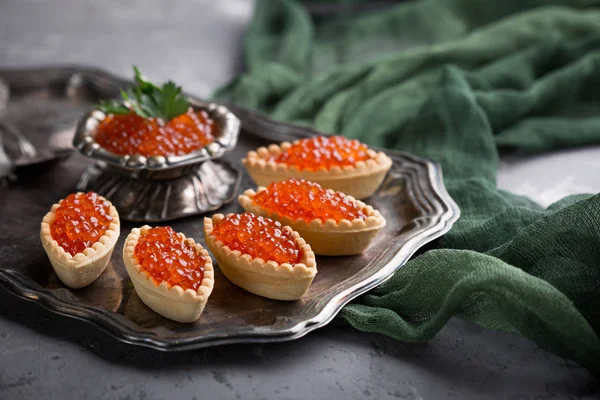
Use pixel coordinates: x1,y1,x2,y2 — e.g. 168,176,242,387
73,98,240,178
72,98,242,221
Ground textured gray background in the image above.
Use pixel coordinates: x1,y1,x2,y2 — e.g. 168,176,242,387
0,1,598,399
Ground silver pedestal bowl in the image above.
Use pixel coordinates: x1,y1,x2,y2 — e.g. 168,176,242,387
72,99,242,222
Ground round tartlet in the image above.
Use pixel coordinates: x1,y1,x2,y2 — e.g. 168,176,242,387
122,226,214,323
203,214,317,301
239,187,386,256
40,193,120,289
242,140,393,199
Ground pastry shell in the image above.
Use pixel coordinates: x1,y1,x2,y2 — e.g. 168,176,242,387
40,193,120,289
204,214,317,301
122,226,214,323
239,188,386,256
242,141,393,199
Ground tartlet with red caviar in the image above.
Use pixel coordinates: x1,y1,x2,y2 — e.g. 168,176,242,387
204,213,316,301
239,179,386,256
242,136,392,199
123,226,214,323
40,192,120,289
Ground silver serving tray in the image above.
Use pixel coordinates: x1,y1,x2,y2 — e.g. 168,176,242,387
0,66,459,351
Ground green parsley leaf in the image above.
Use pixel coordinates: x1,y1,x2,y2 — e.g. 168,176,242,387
96,66,190,120
97,99,129,115
133,66,159,95
155,82,189,121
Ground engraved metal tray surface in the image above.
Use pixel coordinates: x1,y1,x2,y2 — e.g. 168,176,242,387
0,67,459,351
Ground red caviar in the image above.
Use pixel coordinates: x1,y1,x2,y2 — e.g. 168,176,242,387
212,213,302,265
134,226,206,291
96,108,215,157
270,136,370,171
50,192,113,256
253,179,367,223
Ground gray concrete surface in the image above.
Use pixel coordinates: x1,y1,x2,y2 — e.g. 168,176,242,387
0,316,597,400
0,1,598,399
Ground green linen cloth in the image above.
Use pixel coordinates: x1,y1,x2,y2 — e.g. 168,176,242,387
215,0,600,373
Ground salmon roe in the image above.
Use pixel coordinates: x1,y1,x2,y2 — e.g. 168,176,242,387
212,213,302,265
96,108,215,157
253,179,367,223
270,136,370,171
134,226,206,291
50,192,114,256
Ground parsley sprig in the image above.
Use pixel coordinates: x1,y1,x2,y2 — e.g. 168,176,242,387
98,66,189,121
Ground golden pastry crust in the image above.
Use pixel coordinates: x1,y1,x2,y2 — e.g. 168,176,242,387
122,226,214,323
239,188,386,256
40,193,120,289
242,141,393,199
203,214,317,301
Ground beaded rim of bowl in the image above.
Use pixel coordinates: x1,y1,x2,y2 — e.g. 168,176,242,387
72,98,240,171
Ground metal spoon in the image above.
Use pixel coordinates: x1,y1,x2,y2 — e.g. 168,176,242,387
0,119,37,160
0,119,74,168
0,78,14,185
0,77,8,114
0,132,14,186
0,77,73,170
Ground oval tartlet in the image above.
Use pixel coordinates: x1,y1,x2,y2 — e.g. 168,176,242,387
204,214,317,301
122,226,214,323
239,186,386,256
242,138,393,199
40,193,120,289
